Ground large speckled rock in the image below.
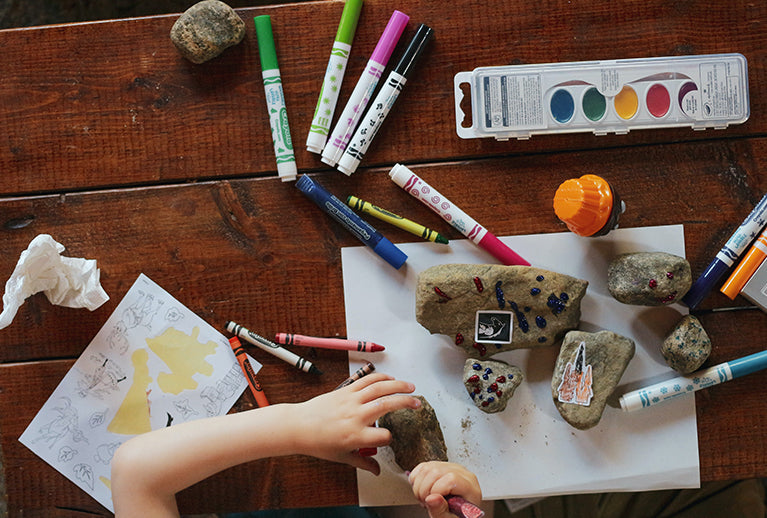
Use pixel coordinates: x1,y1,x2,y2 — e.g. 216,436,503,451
551,330,635,430
170,0,246,64
661,314,712,374
607,252,691,306
463,358,523,413
378,396,447,471
416,264,588,357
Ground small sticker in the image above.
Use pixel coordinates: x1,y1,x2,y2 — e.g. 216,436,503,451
557,341,593,406
475,310,513,344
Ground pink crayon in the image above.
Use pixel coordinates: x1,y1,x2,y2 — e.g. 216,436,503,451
275,333,385,352
389,164,530,266
447,496,485,518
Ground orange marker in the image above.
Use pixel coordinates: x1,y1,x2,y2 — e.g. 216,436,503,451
720,228,767,299
553,174,625,237
228,337,270,408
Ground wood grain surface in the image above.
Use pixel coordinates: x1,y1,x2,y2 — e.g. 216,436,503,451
1,0,766,515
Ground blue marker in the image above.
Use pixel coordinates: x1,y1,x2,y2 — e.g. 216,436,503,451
295,175,407,269
682,192,767,309
619,349,767,411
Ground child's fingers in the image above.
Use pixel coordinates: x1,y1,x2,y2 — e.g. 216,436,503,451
343,452,381,475
358,378,416,403
363,393,421,422
345,372,394,391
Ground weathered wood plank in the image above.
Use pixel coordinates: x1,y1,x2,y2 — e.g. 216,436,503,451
1,138,766,361
0,0,765,195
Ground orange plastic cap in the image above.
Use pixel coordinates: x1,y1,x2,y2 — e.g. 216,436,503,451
553,174,614,236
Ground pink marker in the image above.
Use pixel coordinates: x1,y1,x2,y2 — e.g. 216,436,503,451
321,10,409,166
275,333,385,352
389,164,530,266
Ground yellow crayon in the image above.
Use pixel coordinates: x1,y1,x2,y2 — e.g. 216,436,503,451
346,195,449,244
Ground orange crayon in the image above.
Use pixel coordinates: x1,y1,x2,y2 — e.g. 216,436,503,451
721,229,767,299
229,337,270,408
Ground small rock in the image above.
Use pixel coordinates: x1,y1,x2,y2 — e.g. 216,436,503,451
415,264,588,357
661,314,712,374
378,395,448,472
170,0,246,64
463,358,523,413
607,252,691,306
551,330,635,430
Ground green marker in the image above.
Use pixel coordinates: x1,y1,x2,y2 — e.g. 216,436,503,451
306,0,364,154
255,15,297,182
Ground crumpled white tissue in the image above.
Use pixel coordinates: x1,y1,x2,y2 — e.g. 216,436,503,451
0,234,109,329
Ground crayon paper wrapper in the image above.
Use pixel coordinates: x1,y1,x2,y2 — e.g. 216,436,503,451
342,224,699,505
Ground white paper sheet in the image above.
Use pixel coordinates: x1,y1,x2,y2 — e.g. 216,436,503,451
19,274,250,512
341,225,700,506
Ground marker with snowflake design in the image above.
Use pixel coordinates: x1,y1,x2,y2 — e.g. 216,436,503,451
307,0,364,153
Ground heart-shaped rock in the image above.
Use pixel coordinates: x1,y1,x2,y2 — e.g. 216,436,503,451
463,358,524,413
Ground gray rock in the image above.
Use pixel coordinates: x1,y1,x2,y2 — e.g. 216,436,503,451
661,315,712,374
416,264,588,357
170,0,246,64
463,358,523,413
378,395,448,471
607,252,691,306
551,330,635,430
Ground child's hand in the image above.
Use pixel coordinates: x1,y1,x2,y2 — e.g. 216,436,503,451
293,372,419,474
408,461,482,518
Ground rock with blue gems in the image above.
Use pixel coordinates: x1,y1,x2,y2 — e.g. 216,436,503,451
551,330,635,430
660,315,711,374
415,264,588,357
463,358,524,413
607,252,691,306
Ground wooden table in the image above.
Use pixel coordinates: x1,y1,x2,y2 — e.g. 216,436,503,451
0,0,765,515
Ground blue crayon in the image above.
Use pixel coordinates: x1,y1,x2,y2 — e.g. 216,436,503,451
295,175,407,269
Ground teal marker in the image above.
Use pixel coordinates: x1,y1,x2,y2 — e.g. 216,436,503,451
306,0,364,154
255,15,297,182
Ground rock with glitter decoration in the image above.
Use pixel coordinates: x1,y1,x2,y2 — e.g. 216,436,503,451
463,358,524,413
378,395,448,472
415,264,588,357
660,314,712,374
551,330,635,430
170,0,246,64
607,252,691,306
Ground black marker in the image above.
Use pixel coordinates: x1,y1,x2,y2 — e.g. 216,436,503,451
337,24,434,175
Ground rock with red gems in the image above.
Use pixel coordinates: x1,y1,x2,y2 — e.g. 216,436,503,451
607,252,691,306
415,264,588,357
463,358,524,413
378,395,448,472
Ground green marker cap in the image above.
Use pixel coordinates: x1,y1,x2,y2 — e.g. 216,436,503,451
254,15,279,71
335,0,364,45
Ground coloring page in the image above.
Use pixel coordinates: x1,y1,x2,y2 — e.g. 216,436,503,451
20,274,251,512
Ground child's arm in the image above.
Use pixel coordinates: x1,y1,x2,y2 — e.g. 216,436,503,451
111,373,418,517
408,461,483,518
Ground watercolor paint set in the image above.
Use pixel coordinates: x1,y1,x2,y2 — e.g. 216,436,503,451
454,53,749,141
